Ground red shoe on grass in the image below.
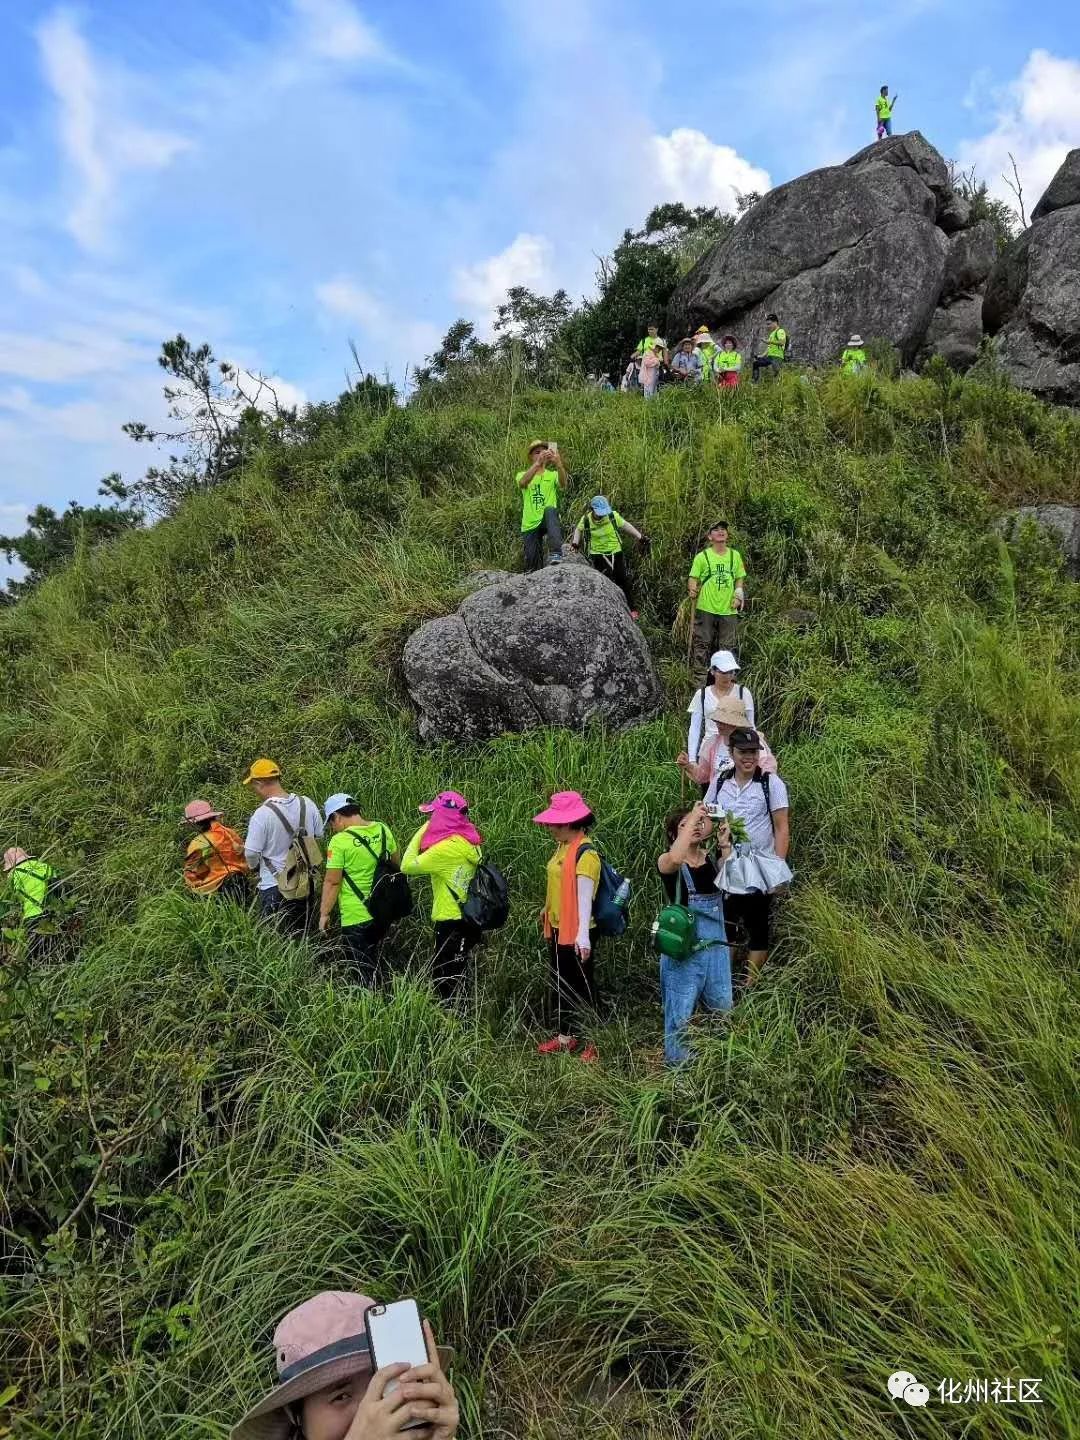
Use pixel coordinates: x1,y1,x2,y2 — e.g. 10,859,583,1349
537,1034,579,1055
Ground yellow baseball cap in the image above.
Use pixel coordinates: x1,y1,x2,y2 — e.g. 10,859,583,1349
243,758,282,785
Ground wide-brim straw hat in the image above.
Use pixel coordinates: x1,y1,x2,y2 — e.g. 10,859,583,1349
231,1292,452,1440
711,693,750,728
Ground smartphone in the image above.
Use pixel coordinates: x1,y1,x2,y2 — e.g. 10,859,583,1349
365,1300,428,1410
704,803,726,820
548,440,558,455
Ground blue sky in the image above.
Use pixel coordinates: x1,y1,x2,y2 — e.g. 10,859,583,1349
1,0,1078,527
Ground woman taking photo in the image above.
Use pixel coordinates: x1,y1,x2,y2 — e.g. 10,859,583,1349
657,802,734,1066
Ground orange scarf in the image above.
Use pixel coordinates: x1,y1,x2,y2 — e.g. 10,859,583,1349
544,835,586,946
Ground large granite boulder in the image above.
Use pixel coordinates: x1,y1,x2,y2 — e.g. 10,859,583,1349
1006,505,1080,579
669,132,957,366
403,564,661,743
918,294,984,370
1031,148,1080,221
941,221,998,300
982,152,1080,406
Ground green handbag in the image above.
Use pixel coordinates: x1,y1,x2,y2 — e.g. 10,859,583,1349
650,871,700,961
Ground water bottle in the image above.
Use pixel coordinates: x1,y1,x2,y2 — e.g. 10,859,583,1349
612,878,631,910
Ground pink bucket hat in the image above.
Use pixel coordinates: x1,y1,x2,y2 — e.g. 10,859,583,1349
230,1291,453,1440
3,847,29,873
418,790,470,814
183,799,223,824
533,790,593,826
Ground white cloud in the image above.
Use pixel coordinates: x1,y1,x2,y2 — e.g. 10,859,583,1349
36,9,190,251
650,129,771,211
315,277,441,376
291,0,387,62
453,233,555,315
0,328,147,383
958,50,1080,215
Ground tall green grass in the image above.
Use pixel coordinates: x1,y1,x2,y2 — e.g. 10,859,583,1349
1,371,1078,1437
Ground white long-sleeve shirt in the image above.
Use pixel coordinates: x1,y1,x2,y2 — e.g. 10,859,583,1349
686,682,756,760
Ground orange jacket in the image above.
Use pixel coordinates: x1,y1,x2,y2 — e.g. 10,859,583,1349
184,822,248,895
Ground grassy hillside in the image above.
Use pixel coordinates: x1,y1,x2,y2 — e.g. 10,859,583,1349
2,369,1079,1439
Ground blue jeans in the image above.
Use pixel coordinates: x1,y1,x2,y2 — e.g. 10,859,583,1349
661,890,732,1066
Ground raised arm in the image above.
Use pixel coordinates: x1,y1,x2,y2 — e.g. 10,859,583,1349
518,458,543,490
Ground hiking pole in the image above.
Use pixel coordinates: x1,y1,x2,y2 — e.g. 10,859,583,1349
680,593,699,804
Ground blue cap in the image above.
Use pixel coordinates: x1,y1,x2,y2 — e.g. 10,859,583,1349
323,792,355,822
590,495,613,517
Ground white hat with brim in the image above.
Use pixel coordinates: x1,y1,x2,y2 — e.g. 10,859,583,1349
848,334,863,346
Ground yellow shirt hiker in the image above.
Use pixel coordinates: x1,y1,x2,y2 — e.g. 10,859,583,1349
687,520,747,671
875,86,897,137
517,440,568,572
401,791,485,1001
689,544,746,616
571,496,648,615
517,466,560,533
325,821,397,926
841,335,867,374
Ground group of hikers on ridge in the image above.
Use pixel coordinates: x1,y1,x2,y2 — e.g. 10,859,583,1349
616,313,869,395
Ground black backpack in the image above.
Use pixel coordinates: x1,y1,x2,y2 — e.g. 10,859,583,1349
453,857,510,933
341,826,413,927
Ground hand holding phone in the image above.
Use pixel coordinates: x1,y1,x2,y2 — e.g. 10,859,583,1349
365,1301,431,1430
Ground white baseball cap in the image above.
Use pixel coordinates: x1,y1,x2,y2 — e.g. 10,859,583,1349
708,650,740,673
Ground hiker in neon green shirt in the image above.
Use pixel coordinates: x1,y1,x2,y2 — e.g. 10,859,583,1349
401,790,482,999
841,334,867,374
713,335,743,389
319,793,400,983
2,847,57,958
693,326,718,382
517,439,568,572
687,520,747,670
875,85,897,139
752,313,788,382
570,494,650,616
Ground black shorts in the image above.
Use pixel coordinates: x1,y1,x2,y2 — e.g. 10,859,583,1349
723,891,771,950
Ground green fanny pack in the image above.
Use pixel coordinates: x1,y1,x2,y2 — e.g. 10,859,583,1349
650,871,710,961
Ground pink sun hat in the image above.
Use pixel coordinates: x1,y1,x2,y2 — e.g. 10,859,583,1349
231,1290,452,1440
533,790,593,826
418,790,470,814
183,799,223,824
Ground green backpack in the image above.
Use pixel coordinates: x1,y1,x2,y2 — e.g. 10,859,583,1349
650,871,700,961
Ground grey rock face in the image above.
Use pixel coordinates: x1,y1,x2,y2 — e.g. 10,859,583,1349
404,564,661,743
919,294,984,370
942,221,998,300
983,195,1080,406
1031,148,1080,221
669,132,957,366
1009,505,1080,579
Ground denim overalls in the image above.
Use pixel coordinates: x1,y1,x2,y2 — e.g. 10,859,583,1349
660,862,733,1066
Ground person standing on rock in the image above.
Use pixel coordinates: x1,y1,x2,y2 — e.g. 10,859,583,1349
713,335,743,389
570,495,649,616
517,439,568,572
841,335,867,374
687,520,747,668
875,85,897,139
751,314,788,381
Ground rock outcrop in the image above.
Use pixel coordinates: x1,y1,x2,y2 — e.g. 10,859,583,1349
982,151,1080,407
670,132,970,367
403,564,661,744
1006,505,1080,580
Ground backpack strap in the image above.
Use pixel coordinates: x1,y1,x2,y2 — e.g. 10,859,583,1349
692,685,708,765
264,799,297,841
337,826,389,906
758,770,774,828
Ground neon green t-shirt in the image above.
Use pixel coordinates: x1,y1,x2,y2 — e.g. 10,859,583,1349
697,343,718,378
875,95,892,120
689,547,746,616
841,347,867,374
579,511,624,556
400,826,481,922
766,328,788,360
326,822,396,927
714,349,742,373
635,335,666,355
517,467,560,533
